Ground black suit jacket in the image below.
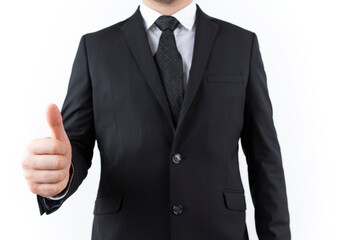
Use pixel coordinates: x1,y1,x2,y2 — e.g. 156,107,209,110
37,5,291,240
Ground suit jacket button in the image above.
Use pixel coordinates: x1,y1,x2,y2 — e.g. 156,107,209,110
172,153,182,164
172,204,183,215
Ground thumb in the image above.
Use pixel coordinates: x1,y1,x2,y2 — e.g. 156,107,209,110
46,103,68,142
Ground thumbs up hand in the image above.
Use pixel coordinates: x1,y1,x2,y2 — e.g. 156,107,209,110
22,104,72,198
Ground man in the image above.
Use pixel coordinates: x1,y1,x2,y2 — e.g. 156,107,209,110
22,0,291,239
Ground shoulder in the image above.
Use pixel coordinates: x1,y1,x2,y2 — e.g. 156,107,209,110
81,19,127,43
204,11,256,42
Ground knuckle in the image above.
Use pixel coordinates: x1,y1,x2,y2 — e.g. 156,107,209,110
61,179,67,189
41,185,53,197
55,156,65,169
42,171,52,182
51,141,59,154
29,184,38,194
23,171,32,180
55,184,62,195
39,185,49,197
21,157,30,169
40,171,47,180
31,157,40,169
56,171,64,182
26,138,39,153
65,142,71,154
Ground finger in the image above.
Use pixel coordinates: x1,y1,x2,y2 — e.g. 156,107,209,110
29,155,68,170
25,169,68,184
27,138,68,155
46,104,69,142
29,180,68,198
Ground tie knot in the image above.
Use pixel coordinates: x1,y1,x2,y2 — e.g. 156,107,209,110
155,15,180,31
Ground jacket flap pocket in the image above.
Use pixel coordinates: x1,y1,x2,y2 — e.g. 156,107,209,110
207,74,243,84
223,191,246,211
93,193,123,215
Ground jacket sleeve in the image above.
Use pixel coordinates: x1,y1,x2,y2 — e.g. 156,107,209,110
37,34,96,215
240,33,291,239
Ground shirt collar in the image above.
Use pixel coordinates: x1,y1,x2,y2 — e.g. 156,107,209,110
139,0,196,31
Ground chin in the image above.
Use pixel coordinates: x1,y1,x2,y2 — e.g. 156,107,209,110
153,0,178,4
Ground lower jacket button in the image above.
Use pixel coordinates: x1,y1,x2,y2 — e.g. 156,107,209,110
172,204,183,215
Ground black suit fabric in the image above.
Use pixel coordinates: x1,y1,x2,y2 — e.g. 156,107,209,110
37,5,291,240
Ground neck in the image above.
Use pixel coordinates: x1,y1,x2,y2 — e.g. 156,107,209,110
142,0,193,15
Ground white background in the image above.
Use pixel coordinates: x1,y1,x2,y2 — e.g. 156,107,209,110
1,0,336,239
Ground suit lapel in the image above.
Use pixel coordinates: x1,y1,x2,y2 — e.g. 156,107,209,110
120,5,219,138
120,7,176,133
174,5,219,137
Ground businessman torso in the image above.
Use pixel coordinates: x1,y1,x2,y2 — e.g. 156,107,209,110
38,4,291,240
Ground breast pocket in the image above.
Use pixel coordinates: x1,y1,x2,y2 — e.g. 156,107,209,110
206,74,243,84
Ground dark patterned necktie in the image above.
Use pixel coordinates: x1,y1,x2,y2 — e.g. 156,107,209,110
154,15,184,127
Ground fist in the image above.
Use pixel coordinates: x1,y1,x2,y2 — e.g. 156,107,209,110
22,104,72,198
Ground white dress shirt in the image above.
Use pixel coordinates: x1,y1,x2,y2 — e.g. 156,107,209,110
47,0,197,200
139,0,196,90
